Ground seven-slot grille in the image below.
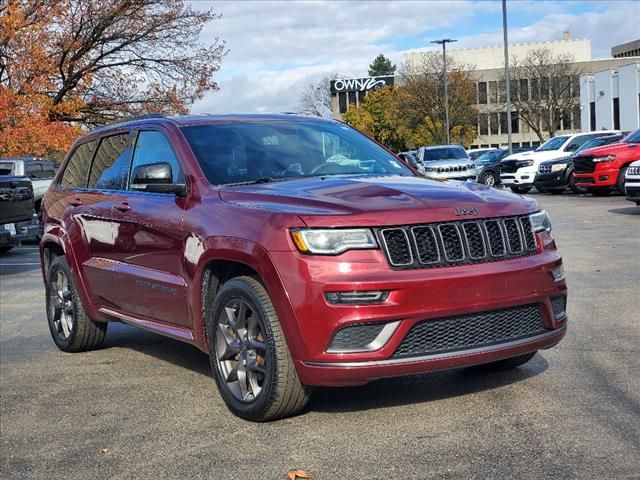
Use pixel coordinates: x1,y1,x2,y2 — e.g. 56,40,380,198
379,215,537,269
392,304,546,358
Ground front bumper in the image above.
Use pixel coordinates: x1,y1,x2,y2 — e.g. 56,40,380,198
574,166,618,187
534,169,571,190
501,167,536,187
271,236,567,386
625,180,640,204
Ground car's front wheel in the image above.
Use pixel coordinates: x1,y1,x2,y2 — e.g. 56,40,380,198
510,186,532,194
207,276,310,421
46,256,107,352
479,171,498,186
617,165,628,194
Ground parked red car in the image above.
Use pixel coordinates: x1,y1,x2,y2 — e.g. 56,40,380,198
39,114,567,421
574,128,640,195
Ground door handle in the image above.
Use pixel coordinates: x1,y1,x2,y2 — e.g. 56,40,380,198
69,198,83,207
113,202,132,212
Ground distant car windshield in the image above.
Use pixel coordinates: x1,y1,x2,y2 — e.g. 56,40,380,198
536,136,569,152
421,147,468,162
475,150,505,164
0,162,15,176
575,136,620,154
181,120,413,186
624,129,640,144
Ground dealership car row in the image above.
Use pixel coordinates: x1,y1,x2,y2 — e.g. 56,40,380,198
400,127,640,202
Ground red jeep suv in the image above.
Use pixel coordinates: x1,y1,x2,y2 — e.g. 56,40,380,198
40,114,567,421
573,128,640,195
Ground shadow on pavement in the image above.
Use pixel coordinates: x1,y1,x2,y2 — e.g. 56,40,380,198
608,206,640,216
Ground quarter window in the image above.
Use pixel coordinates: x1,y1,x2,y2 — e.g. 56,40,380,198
88,134,133,190
130,131,183,186
60,141,97,188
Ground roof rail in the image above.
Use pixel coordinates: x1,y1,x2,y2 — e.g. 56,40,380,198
91,113,167,131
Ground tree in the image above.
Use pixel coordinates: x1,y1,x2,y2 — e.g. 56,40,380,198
509,48,583,142
368,54,396,77
296,74,336,118
398,52,478,146
0,0,227,157
342,86,406,152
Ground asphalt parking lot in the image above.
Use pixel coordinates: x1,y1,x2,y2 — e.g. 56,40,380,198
1,192,639,480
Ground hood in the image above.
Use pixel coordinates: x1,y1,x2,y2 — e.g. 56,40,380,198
503,150,564,163
575,141,633,158
219,175,538,227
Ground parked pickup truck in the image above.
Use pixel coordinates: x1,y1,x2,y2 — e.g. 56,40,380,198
0,157,56,212
0,175,35,253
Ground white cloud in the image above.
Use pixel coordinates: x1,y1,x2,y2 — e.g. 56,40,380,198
189,0,640,114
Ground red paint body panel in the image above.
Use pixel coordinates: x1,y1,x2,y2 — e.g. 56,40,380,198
574,133,640,188
40,115,568,387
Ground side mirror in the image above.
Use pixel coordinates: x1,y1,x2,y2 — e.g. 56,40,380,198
131,162,186,196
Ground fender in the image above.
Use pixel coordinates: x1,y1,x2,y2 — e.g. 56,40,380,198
189,236,308,360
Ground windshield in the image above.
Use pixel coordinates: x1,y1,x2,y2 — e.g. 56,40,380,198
536,136,569,152
475,150,505,164
181,121,412,186
624,129,640,144
421,147,468,162
575,136,620,154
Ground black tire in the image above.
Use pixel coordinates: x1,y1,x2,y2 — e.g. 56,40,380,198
479,171,498,187
45,256,107,352
0,245,13,254
616,165,628,194
568,172,584,194
207,276,310,421
510,186,532,194
588,188,611,197
478,352,537,371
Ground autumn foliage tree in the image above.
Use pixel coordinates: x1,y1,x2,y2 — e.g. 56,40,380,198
0,0,227,158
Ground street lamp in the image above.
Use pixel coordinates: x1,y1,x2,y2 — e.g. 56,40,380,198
431,38,457,144
502,0,513,154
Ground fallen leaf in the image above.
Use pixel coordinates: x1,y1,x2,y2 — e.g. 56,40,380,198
100,448,109,455
287,469,312,480
90,411,102,417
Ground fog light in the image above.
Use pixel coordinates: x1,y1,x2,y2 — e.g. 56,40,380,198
551,266,564,281
599,175,609,181
325,290,390,304
522,175,530,180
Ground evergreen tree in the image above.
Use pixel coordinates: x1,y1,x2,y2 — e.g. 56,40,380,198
368,54,396,77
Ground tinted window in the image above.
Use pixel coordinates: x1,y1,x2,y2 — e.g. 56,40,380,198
624,129,640,143
88,134,132,190
536,136,569,152
574,135,621,154
564,134,606,152
131,131,183,185
181,121,412,186
421,147,468,161
60,141,97,188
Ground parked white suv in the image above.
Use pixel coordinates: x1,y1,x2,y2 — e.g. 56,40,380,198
625,160,640,205
500,131,620,193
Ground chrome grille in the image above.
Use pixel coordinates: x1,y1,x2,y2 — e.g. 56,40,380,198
378,215,538,270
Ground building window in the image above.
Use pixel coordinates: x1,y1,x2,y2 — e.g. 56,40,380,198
357,90,366,105
530,78,539,101
532,141,540,148
498,80,506,102
348,91,357,108
571,76,580,98
590,101,596,131
613,98,620,130
521,141,531,148
490,113,500,135
499,112,507,134
541,77,549,99
490,143,500,148
519,79,529,101
338,92,347,114
572,105,581,130
478,82,487,104
511,112,520,134
479,114,488,135
521,111,530,133
488,81,497,104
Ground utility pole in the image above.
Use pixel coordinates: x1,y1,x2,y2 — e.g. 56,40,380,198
502,0,513,154
431,38,457,144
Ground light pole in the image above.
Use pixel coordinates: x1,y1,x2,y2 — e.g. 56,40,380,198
502,0,513,154
431,38,457,144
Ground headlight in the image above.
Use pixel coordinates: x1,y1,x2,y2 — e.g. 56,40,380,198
518,160,534,167
592,154,615,163
551,164,566,172
529,210,552,233
291,228,377,255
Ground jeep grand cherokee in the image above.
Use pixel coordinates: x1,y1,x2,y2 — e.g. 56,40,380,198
39,114,567,421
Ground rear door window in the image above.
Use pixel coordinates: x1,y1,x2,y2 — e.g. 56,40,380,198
88,134,133,190
60,141,97,188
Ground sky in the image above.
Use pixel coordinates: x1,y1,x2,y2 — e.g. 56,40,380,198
189,0,640,115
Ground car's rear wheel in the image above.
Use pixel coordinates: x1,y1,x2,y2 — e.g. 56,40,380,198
477,352,537,370
568,172,583,193
46,256,107,352
510,186,532,194
207,276,310,421
479,171,498,186
617,165,628,194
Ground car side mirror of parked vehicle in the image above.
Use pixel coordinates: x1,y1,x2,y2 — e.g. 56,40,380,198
131,162,187,196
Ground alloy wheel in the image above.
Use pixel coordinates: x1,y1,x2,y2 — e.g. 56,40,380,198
482,173,496,186
215,299,267,402
49,270,74,340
